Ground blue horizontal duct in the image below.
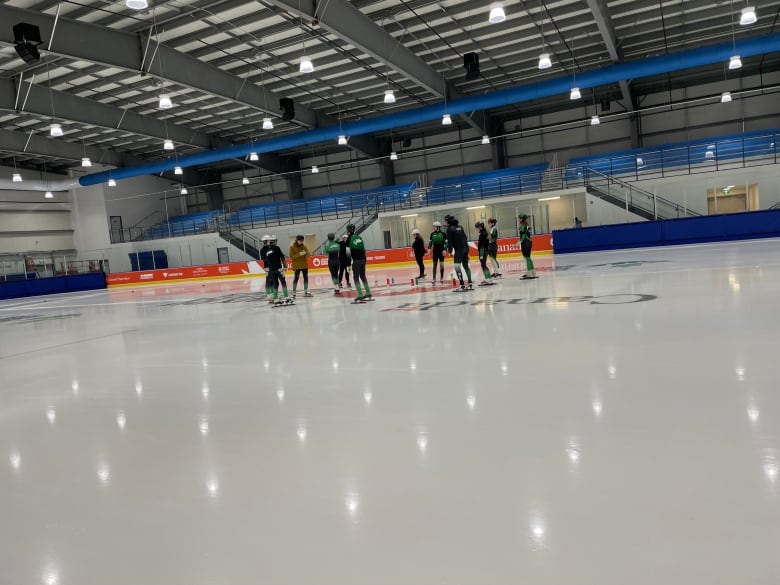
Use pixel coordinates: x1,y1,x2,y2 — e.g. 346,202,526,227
80,34,780,187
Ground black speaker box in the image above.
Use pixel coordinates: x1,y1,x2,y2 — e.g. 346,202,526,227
464,52,480,81
279,97,295,121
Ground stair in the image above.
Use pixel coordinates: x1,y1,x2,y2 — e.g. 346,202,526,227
586,185,656,221
217,219,261,260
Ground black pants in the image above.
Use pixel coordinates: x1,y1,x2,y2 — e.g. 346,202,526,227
328,260,339,282
269,269,287,290
479,249,489,274
338,262,351,285
521,239,533,258
353,258,368,287
431,246,445,277
415,255,425,277
293,268,308,289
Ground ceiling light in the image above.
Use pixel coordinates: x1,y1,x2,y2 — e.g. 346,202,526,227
163,139,174,151
125,0,148,8
481,135,490,145
705,149,715,159
442,113,452,125
81,157,92,167
538,53,552,69
174,166,183,175
242,177,249,185
49,123,63,137
384,89,396,104
45,191,53,199
262,117,274,130
180,187,188,195
299,56,314,74
740,6,757,25
12,173,22,182
337,135,348,145
721,91,732,103
729,55,742,70
158,94,173,109
570,87,581,100
311,164,319,173
390,151,398,160
538,196,560,201
249,151,259,161
108,178,117,187
591,114,600,125
489,2,506,23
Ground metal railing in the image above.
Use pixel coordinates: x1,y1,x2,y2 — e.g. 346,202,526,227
0,250,107,281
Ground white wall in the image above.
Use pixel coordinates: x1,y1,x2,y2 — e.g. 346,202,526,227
102,170,184,230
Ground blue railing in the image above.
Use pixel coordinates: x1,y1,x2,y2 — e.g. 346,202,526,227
144,211,221,239
567,129,780,182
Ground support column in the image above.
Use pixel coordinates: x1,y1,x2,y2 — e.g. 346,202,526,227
199,170,223,210
283,156,303,200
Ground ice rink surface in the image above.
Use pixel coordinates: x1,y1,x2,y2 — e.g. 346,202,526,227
1,240,779,585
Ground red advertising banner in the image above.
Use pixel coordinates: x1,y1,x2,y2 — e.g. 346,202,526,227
106,234,553,287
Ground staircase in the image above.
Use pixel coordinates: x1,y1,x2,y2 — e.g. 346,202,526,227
216,217,261,260
313,195,381,255
584,168,701,220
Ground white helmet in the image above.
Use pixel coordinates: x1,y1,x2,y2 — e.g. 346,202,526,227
261,234,271,242
412,228,421,235
432,221,442,227
269,235,277,243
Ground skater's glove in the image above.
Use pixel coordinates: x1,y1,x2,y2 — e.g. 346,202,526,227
299,251,306,256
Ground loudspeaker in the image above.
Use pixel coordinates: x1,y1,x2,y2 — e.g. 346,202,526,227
463,52,480,81
279,97,295,121
13,23,42,63
14,42,40,63
402,137,412,148
13,22,42,45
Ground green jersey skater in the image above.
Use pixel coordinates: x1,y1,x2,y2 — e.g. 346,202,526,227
323,232,342,295
518,214,536,279
347,224,372,302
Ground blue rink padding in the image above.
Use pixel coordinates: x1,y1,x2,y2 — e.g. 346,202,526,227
0,272,106,300
553,209,780,253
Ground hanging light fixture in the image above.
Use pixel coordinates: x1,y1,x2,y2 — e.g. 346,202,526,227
337,134,348,145
249,151,259,161
12,172,22,183
299,55,314,74
442,113,452,125
47,63,63,137
481,135,490,145
390,151,398,161
311,164,319,173
180,187,188,195
242,176,250,185
163,139,174,151
721,91,732,103
384,89,396,104
591,114,601,125
45,191,53,199
108,178,117,187
126,0,148,9
158,93,173,109
570,87,581,100
81,157,92,167
262,117,274,130
538,53,552,70
50,123,63,137
489,2,506,23
174,165,183,175
740,6,757,25
729,55,742,69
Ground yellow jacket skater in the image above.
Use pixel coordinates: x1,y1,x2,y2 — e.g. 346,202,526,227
289,235,312,297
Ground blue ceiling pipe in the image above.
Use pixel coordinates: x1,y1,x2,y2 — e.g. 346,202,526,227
79,34,780,187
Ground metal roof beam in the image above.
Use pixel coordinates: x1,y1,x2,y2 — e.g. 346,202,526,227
0,4,318,127
261,0,486,134
585,0,634,111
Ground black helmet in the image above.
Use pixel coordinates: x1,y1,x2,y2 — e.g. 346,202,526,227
475,221,485,229
346,223,356,233
295,234,304,241
327,232,335,240
444,214,454,225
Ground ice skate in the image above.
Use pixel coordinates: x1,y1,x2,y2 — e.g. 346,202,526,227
479,280,495,286
351,296,366,304
361,294,375,301
303,291,313,297
334,289,341,295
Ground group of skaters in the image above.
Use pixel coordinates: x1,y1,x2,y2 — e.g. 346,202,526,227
412,213,536,291
258,213,535,304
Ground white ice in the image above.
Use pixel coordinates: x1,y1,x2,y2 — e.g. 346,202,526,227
1,240,779,585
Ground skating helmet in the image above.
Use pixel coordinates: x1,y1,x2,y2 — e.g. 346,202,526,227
261,234,271,242
488,217,497,225
444,214,454,225
432,221,442,228
269,234,278,244
412,228,421,235
346,223,356,233
341,234,349,240
295,234,304,241
474,221,485,229
327,232,335,240
519,213,529,221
